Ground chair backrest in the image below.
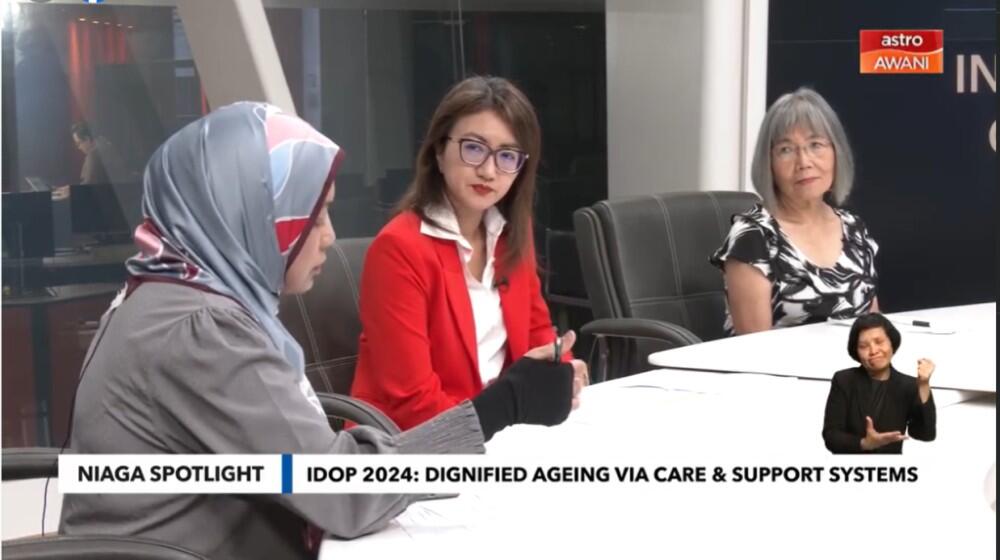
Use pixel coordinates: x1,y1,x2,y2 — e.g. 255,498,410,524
317,392,400,434
279,238,372,395
2,448,62,540
2,448,60,481
2,535,210,560
574,191,759,342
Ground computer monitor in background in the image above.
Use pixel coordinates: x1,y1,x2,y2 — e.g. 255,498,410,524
70,183,142,245
2,191,55,260
116,183,144,232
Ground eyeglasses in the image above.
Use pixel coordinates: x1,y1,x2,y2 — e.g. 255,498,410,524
447,137,528,174
772,139,832,162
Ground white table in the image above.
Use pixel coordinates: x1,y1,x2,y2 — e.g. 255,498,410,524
649,303,996,392
320,368,996,559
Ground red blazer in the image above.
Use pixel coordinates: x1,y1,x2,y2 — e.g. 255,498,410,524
350,211,565,430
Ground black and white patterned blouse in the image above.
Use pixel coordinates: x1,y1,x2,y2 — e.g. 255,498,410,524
710,203,878,336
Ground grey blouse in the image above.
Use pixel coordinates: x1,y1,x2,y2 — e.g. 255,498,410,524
60,281,485,559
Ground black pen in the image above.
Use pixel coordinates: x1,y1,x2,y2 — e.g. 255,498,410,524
552,329,562,363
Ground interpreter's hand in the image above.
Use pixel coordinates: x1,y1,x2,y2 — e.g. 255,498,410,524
860,416,908,451
51,185,71,201
523,330,589,409
916,358,935,384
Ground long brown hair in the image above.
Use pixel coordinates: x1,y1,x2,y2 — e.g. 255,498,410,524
397,75,541,271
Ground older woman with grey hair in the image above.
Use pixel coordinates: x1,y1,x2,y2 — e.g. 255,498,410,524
710,87,879,335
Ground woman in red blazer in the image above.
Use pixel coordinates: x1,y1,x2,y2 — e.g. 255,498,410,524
351,76,588,430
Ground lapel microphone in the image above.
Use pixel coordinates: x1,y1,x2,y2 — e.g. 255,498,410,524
494,276,509,291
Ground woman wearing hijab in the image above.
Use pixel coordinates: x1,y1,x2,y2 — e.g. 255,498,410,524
59,102,577,559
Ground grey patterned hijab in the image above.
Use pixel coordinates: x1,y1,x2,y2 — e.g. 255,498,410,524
123,102,343,383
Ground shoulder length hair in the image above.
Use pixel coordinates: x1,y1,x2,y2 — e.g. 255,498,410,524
750,87,856,210
397,75,541,271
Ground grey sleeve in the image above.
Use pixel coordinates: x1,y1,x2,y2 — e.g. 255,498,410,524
150,306,485,539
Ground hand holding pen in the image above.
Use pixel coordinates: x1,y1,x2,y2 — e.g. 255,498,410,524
523,330,590,409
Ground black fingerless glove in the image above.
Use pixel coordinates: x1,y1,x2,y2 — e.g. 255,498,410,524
471,357,574,441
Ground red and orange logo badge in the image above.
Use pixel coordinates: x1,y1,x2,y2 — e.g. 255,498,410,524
859,30,943,74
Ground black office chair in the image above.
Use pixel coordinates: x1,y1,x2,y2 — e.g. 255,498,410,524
317,392,400,434
2,535,211,560
279,238,371,398
278,238,401,433
573,191,759,381
2,447,61,481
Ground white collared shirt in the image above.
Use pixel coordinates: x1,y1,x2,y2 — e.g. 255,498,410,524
420,202,508,385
